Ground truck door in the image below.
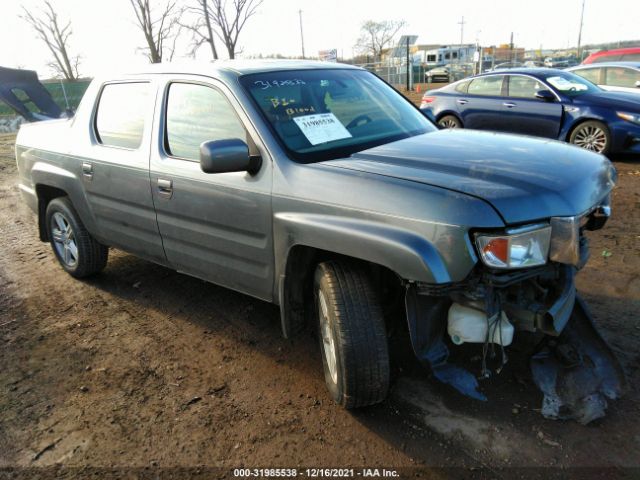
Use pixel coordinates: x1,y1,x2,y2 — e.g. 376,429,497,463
78,80,166,264
149,78,274,301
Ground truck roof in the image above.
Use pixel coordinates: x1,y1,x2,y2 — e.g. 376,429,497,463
127,59,361,77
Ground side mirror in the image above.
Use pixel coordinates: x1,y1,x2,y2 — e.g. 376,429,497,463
635,80,640,88
199,138,261,174
535,89,555,101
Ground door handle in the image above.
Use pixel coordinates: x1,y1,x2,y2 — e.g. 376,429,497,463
157,178,173,198
503,102,517,108
81,161,93,180
457,99,468,105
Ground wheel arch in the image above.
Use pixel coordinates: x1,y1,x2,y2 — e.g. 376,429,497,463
435,110,463,126
35,184,68,241
278,244,404,339
274,213,455,339
564,116,610,142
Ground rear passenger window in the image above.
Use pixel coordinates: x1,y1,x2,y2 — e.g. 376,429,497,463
621,54,640,61
468,76,504,96
95,83,149,149
165,83,246,161
605,67,640,88
454,81,470,93
592,55,621,63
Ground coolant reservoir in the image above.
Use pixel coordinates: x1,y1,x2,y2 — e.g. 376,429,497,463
447,303,514,346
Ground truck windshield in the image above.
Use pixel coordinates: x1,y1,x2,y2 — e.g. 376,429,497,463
240,69,435,162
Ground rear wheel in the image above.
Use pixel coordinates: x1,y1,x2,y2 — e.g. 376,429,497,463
438,115,462,129
569,120,611,155
314,261,390,408
45,197,108,278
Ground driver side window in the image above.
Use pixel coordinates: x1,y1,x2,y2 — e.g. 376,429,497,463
507,76,545,99
165,82,246,161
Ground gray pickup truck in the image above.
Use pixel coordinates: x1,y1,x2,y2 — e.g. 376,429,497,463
14,61,625,423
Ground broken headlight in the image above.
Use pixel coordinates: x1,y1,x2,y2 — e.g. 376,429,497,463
476,224,551,269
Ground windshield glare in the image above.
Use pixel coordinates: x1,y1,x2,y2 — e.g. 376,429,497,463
240,69,435,162
544,72,600,97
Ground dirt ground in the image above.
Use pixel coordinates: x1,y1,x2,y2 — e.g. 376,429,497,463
0,128,639,478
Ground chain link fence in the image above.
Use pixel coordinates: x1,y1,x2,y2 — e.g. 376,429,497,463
356,61,478,91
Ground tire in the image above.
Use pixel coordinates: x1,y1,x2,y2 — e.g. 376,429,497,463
45,197,108,278
437,115,462,129
314,261,390,408
569,120,611,155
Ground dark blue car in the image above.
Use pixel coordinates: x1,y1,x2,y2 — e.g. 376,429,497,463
420,68,640,155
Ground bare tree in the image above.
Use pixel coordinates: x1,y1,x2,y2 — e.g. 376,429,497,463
355,20,407,62
180,0,219,59
129,0,182,63
209,0,263,59
21,1,81,80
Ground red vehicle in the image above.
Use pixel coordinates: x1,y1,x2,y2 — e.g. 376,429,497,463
582,47,640,64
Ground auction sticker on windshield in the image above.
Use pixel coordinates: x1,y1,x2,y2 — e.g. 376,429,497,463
293,113,352,145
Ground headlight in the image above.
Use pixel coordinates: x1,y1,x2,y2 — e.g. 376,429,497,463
616,112,640,125
476,225,552,269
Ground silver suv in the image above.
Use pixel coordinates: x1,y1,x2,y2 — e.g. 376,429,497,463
14,61,625,423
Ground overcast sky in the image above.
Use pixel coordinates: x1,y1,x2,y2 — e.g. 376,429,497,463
2,0,639,78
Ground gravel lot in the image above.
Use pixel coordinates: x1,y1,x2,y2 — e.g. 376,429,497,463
0,127,638,478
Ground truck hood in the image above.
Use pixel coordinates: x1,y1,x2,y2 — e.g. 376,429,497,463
321,130,616,224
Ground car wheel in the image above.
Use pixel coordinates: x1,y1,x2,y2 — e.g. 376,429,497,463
438,115,462,129
569,121,611,155
314,261,390,408
46,197,108,278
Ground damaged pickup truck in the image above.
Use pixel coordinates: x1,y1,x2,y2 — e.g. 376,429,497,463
13,61,626,423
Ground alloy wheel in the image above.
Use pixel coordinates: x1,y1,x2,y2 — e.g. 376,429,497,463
572,125,607,152
51,212,79,267
439,118,459,129
318,290,338,385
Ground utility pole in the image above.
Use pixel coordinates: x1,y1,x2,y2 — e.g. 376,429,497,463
577,0,586,61
406,36,410,91
299,9,305,59
509,32,514,62
457,16,466,64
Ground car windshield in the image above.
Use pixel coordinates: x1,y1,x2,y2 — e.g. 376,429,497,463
543,72,601,97
240,69,435,162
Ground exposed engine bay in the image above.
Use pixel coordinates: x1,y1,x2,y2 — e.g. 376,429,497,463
404,203,626,424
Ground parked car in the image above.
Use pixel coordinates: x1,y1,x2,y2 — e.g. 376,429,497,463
583,47,640,64
544,57,578,68
568,62,640,95
13,61,625,423
523,60,544,68
425,65,451,82
426,64,475,83
420,68,640,155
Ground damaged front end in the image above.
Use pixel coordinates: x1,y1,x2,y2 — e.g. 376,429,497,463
405,199,626,424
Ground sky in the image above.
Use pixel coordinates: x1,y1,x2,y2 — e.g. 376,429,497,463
2,0,639,78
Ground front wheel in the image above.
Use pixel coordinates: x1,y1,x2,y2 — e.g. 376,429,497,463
314,261,390,408
569,121,611,155
437,115,462,129
45,197,108,278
